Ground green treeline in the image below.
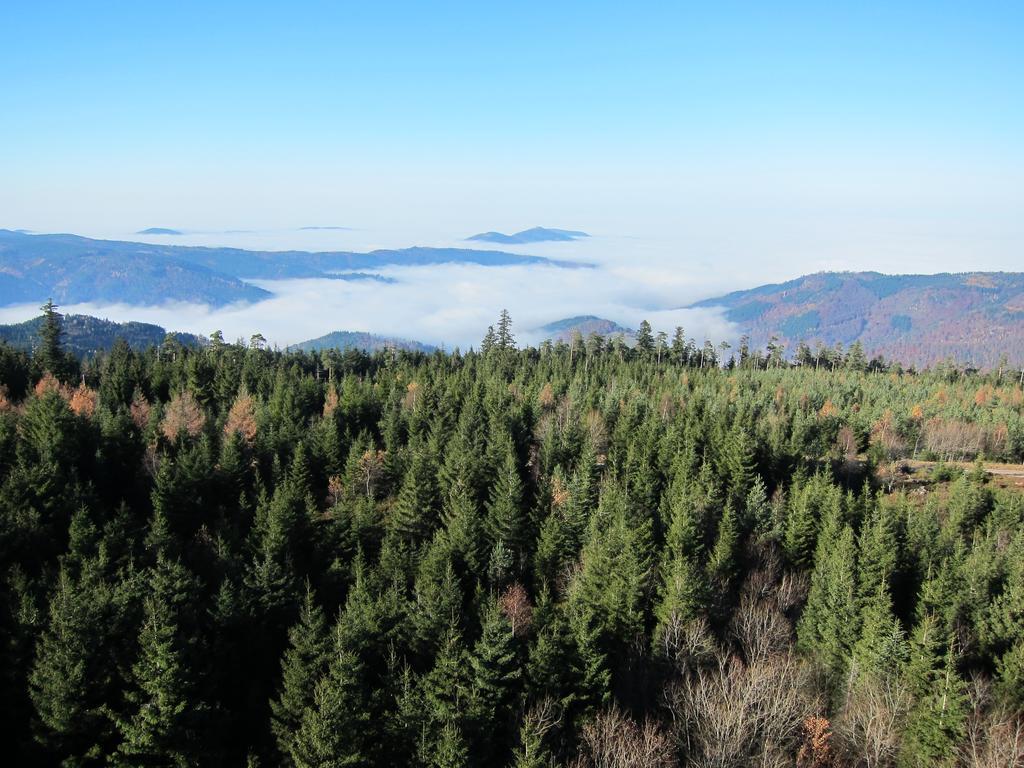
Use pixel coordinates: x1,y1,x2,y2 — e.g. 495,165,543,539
1,309,1023,767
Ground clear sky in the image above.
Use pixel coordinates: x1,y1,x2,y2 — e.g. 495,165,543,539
2,1,1023,281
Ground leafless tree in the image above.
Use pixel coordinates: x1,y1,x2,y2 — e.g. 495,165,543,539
573,706,677,768
959,677,1024,768
832,665,910,768
665,561,821,768
499,582,534,637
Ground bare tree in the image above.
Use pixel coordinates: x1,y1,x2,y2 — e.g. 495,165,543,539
573,707,677,768
499,582,534,637
665,560,820,768
832,666,910,768
959,677,1024,768
665,647,818,768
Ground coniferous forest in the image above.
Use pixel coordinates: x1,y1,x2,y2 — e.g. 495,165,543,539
3,308,1024,767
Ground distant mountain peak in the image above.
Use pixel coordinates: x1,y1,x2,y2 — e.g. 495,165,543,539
289,330,434,354
467,227,589,244
136,227,183,235
539,315,632,341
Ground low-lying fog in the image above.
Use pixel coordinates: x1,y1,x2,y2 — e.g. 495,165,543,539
0,229,742,349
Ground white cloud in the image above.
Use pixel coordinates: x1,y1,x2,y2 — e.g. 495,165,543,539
0,258,739,352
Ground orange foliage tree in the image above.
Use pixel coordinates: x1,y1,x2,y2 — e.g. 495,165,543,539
161,390,206,441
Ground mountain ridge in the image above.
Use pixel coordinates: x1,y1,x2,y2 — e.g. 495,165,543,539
289,330,435,354
0,314,204,356
467,227,589,244
0,229,590,307
692,270,1024,367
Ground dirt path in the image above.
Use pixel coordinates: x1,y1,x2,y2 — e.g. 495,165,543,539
902,459,1024,479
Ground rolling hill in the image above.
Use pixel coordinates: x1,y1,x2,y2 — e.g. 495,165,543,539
539,315,632,341
289,330,435,354
0,230,271,306
0,230,591,307
467,227,589,244
691,271,1024,367
0,314,204,356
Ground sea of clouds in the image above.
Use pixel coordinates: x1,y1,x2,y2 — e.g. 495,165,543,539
0,227,744,350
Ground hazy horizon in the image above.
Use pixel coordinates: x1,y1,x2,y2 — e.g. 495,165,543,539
2,2,1022,347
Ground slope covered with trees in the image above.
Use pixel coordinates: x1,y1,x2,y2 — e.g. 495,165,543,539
1,308,1023,766
0,313,204,357
691,271,1024,369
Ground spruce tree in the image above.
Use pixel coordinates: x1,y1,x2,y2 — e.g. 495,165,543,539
654,485,703,612
634,320,654,356
29,566,117,763
37,298,65,377
469,600,522,758
390,441,439,546
116,556,201,767
270,583,331,763
485,436,527,575
289,649,368,768
797,522,859,691
898,614,966,768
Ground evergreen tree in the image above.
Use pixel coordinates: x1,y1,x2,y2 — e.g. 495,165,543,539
270,583,331,764
634,320,654,356
496,310,515,350
797,522,859,691
116,556,202,767
485,436,527,578
425,720,469,768
653,479,707,654
29,566,118,763
37,298,66,377
897,614,966,768
469,600,522,758
289,649,368,768
390,441,439,546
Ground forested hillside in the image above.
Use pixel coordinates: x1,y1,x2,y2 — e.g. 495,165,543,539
692,271,1024,369
0,312,204,357
1,309,1023,766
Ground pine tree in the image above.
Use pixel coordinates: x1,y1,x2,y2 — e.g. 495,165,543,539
441,475,486,578
707,501,740,587
856,499,900,604
634,320,654,356
289,649,368,768
422,626,473,726
425,720,469,768
897,614,966,768
390,441,439,546
37,298,65,377
485,436,527,577
411,536,463,656
116,556,201,767
654,477,707,637
470,600,522,757
29,566,117,763
797,522,859,691
995,639,1024,708
724,425,757,510
481,326,497,355
671,326,687,364
271,583,331,763
852,586,907,676
496,310,515,350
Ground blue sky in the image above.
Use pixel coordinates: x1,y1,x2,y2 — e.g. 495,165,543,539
2,1,1022,279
